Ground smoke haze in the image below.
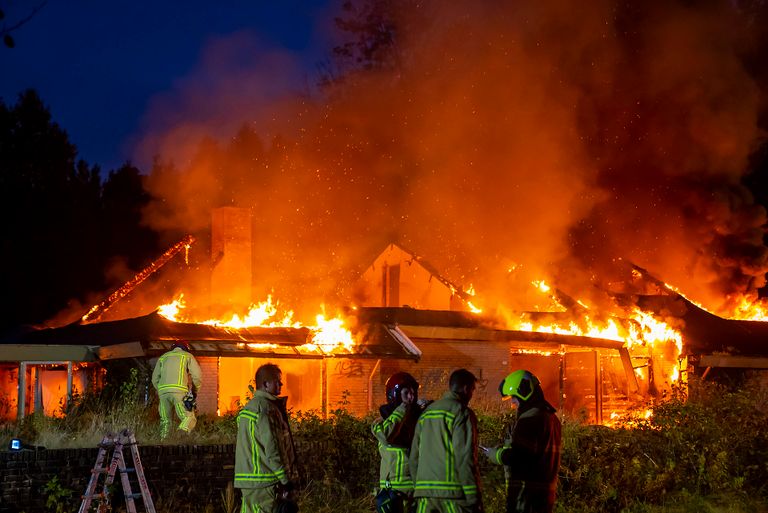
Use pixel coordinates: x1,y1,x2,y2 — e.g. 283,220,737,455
136,0,767,319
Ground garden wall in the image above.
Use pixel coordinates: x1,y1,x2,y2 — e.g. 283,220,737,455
0,442,315,513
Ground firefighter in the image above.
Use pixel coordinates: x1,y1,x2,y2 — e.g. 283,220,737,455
483,370,562,513
235,363,299,513
410,369,483,513
372,372,427,513
151,340,202,439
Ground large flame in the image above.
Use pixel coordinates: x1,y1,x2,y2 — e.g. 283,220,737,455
157,294,355,353
665,282,768,322
491,279,684,385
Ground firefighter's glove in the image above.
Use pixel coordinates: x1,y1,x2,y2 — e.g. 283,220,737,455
482,445,503,464
182,391,196,412
276,481,297,499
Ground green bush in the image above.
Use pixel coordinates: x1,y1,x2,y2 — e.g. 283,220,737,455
556,378,768,512
292,406,379,496
4,375,768,512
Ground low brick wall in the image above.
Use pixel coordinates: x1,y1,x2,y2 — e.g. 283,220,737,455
0,443,237,513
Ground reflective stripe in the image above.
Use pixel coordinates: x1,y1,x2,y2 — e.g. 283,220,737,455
234,474,282,482
384,445,406,482
239,410,258,421
419,409,457,482
158,384,187,391
373,407,404,435
177,354,187,386
413,481,463,491
419,409,455,426
249,413,259,475
235,409,283,484
379,479,413,487
157,351,189,390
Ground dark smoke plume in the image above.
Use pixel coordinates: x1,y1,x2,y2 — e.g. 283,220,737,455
135,0,768,319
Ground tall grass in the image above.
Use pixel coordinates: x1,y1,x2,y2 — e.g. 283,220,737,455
3,374,767,513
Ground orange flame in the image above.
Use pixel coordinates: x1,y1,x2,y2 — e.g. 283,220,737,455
507,279,685,385
665,281,768,322
157,294,356,354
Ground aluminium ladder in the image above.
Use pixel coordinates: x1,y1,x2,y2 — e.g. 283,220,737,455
78,429,156,513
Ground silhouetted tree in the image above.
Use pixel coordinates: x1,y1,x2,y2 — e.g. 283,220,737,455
102,163,159,269
0,1,47,48
0,90,160,332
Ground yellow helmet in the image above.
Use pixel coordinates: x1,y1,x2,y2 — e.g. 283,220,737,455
498,370,539,401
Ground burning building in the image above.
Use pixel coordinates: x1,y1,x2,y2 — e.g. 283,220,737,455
5,205,768,426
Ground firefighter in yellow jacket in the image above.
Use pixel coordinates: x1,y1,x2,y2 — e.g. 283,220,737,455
235,363,299,513
372,372,427,513
410,368,483,513
151,340,202,438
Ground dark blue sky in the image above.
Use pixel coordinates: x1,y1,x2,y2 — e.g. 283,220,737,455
1,1,334,171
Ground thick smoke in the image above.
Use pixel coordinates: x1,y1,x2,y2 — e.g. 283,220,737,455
136,0,767,319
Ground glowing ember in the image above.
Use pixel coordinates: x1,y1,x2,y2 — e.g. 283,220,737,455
512,348,558,356
237,342,279,350
604,407,654,428
464,284,483,313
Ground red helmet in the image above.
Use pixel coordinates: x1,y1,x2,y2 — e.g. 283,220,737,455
171,340,191,352
385,372,419,405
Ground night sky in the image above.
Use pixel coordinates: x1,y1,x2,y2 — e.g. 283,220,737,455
1,1,333,171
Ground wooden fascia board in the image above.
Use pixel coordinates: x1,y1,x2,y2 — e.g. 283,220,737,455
0,344,97,362
697,354,768,369
398,325,625,350
97,342,146,360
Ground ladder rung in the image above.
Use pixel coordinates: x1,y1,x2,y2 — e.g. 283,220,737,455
81,430,156,513
82,493,107,499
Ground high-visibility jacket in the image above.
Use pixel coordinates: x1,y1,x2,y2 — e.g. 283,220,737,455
372,402,419,492
235,390,299,489
151,347,202,393
409,391,481,505
490,400,561,513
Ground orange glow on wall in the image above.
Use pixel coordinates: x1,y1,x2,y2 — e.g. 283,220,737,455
218,357,323,414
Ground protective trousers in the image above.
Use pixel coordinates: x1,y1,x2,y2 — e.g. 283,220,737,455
240,486,277,513
158,389,196,438
414,497,475,513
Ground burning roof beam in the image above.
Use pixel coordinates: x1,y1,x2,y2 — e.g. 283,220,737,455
399,324,625,349
80,235,196,324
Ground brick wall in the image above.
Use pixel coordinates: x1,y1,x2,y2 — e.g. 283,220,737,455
196,356,219,414
0,444,234,513
0,439,327,513
327,358,379,414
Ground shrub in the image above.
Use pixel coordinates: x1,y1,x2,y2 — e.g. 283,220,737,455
5,373,768,512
